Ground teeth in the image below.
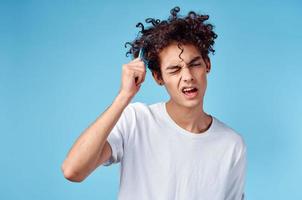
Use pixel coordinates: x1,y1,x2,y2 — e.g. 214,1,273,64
183,87,195,92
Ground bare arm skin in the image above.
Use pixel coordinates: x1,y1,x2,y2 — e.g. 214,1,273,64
61,57,146,182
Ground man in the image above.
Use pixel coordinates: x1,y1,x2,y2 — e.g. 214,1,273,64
61,6,247,200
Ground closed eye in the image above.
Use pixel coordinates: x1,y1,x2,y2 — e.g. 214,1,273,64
169,63,202,74
191,63,201,67
169,68,181,74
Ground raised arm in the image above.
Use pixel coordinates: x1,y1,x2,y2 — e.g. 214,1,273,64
61,57,146,182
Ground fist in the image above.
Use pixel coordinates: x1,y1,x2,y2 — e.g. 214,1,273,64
119,57,146,99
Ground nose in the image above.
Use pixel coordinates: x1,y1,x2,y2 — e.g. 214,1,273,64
181,66,194,82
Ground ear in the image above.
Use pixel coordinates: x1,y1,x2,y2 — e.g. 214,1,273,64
152,71,164,86
204,57,211,73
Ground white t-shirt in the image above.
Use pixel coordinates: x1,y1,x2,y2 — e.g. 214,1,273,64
103,102,247,200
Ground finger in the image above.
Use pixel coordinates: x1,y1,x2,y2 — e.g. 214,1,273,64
122,64,146,77
127,64,146,73
133,71,145,85
129,59,146,67
131,66,146,74
131,57,142,62
134,72,144,85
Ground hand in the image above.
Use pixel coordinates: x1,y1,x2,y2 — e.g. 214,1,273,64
118,57,146,99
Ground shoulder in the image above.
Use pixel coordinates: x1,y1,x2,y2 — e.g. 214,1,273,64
213,117,247,152
213,117,247,167
128,101,161,109
127,101,162,115
128,101,149,109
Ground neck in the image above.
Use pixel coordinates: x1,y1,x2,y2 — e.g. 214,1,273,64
166,100,212,134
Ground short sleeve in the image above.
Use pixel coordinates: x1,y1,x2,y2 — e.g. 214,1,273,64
225,137,247,200
102,103,136,167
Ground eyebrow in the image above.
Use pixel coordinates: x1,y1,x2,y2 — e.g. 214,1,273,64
165,56,202,71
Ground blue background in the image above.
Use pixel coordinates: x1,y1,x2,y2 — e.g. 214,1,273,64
1,0,301,199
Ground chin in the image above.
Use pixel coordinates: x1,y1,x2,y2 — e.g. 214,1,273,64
173,97,203,109
168,90,204,109
183,100,202,108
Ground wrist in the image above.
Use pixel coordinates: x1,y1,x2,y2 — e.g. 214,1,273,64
114,92,133,106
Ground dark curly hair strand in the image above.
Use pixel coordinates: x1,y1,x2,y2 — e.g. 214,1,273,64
124,6,217,80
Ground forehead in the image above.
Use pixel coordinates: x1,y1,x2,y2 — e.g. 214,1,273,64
158,43,201,68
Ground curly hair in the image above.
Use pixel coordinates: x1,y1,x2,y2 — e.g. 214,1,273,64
124,6,217,80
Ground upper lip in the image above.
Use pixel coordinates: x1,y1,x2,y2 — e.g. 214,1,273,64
181,86,198,91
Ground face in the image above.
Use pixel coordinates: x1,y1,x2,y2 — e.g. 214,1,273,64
152,42,211,109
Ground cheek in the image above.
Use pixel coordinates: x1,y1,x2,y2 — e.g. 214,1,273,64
199,76,208,92
164,80,177,92
163,77,180,95
162,74,177,85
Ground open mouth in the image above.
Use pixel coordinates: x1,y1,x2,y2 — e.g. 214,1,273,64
181,87,198,98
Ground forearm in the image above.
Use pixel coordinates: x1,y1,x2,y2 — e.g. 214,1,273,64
61,92,132,180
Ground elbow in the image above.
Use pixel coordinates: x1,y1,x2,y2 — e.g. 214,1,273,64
61,163,85,183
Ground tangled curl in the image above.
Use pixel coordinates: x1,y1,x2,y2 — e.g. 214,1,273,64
124,6,218,80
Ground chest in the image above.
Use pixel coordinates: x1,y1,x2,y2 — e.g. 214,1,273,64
126,126,233,183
